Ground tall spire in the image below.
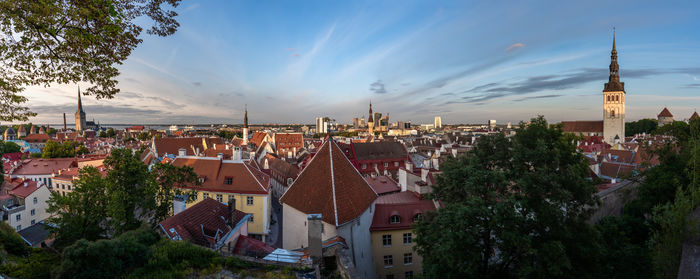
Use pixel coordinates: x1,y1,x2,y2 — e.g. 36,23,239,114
243,104,248,128
368,101,374,123
77,86,84,113
604,28,624,92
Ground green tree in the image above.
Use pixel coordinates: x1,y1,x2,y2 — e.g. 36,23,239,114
415,116,599,279
46,166,110,248
1,140,22,153
149,162,199,225
625,118,657,137
0,0,182,121
106,128,116,138
76,145,89,155
99,131,107,138
137,132,151,141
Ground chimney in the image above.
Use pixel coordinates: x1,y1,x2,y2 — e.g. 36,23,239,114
227,197,236,226
63,113,67,130
217,153,223,160
195,147,200,156
432,158,439,170
24,182,28,187
178,148,186,157
307,214,323,271
213,143,217,150
406,161,413,172
233,147,241,161
421,168,429,182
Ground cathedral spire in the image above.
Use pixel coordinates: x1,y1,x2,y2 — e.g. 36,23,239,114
604,28,624,92
243,105,248,128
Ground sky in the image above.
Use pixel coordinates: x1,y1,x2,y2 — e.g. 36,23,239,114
22,0,700,125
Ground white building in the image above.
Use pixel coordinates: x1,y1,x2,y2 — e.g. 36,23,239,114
315,117,328,134
434,116,442,129
1,179,52,231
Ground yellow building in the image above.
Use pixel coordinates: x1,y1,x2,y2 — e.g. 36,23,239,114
370,191,436,279
173,156,272,241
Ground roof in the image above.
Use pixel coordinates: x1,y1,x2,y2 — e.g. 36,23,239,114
658,107,674,118
159,198,248,248
560,121,604,133
280,138,377,226
232,235,276,257
153,137,224,157
18,222,51,246
265,155,299,179
274,133,304,150
599,162,635,179
9,179,43,198
12,158,77,175
352,141,408,161
23,134,49,143
250,132,268,147
691,112,699,121
172,157,270,194
370,191,436,231
364,175,400,195
601,149,635,164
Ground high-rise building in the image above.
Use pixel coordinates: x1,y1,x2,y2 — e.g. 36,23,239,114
316,117,328,133
603,31,625,144
489,120,497,130
353,117,359,129
434,116,442,129
75,87,86,132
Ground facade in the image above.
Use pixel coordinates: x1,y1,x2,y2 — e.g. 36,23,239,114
1,179,52,231
261,154,299,199
602,33,625,143
172,156,272,241
23,134,50,150
370,191,436,279
433,116,442,129
340,141,410,179
273,133,303,158
75,88,87,132
658,107,674,127
315,117,328,134
10,158,78,189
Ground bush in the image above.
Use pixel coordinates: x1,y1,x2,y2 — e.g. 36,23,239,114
127,239,218,278
0,222,29,256
0,248,58,279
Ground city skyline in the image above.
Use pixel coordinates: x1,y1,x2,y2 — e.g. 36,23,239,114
17,0,700,125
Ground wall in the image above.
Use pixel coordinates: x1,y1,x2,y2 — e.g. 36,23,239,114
186,191,270,240
336,204,376,279
371,229,423,279
589,179,640,223
7,186,51,231
282,205,337,250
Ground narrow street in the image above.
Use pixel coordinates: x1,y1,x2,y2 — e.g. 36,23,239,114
266,197,283,248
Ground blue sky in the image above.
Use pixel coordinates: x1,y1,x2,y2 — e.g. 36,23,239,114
24,0,700,125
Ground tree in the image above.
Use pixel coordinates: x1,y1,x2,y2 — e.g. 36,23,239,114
137,132,151,141
99,131,107,138
76,145,89,155
0,0,182,121
415,116,600,278
42,140,77,158
106,128,116,138
46,166,110,248
626,118,657,137
149,162,199,225
1,140,21,153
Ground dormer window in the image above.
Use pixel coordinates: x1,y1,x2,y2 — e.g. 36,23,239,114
413,213,423,223
390,215,401,224
224,177,233,185
198,176,206,184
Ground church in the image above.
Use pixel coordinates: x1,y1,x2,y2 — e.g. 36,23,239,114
562,32,625,143
74,87,100,132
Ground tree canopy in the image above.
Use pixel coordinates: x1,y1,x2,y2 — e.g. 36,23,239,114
0,0,182,121
626,118,657,137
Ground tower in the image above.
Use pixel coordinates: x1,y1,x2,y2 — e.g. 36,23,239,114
367,102,374,135
603,30,625,144
75,87,87,132
242,105,249,145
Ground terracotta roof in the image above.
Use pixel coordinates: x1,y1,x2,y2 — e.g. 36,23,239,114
274,133,303,150
203,149,234,159
250,132,268,147
172,157,270,194
599,162,635,179
159,198,248,248
232,235,276,257
601,149,635,164
370,191,435,231
12,158,77,175
658,107,673,117
364,176,400,195
691,112,699,121
560,121,604,133
9,179,43,198
153,137,223,157
280,138,377,226
265,155,299,179
352,141,408,161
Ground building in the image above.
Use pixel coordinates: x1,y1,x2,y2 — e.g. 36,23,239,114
3,127,16,141
75,88,87,132
434,117,442,129
315,117,328,134
368,103,375,135
273,133,303,158
561,121,604,137
0,179,52,231
370,191,436,279
260,154,299,199
243,106,249,146
10,158,78,189
353,117,360,129
603,32,625,143
159,197,250,253
23,134,50,150
172,156,272,241
17,125,26,138
489,120,497,130
658,107,674,127
691,111,699,122
280,137,378,278
340,141,410,179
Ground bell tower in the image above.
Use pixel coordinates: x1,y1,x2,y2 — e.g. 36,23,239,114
603,30,625,144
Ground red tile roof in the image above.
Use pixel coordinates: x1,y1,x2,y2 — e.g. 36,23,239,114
658,107,673,117
280,138,377,226
691,112,699,121
172,157,270,194
370,191,435,231
12,158,77,176
23,134,50,143
250,132,268,147
352,141,408,161
9,179,43,198
364,175,400,195
159,198,248,248
601,149,635,164
599,162,635,179
274,133,303,150
232,235,276,257
153,137,224,157
561,121,604,133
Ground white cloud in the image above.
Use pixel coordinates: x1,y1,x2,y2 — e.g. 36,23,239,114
506,43,525,52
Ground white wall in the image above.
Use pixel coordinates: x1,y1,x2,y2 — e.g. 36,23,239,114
282,205,338,250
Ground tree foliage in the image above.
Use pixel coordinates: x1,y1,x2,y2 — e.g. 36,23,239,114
41,140,83,158
415,116,599,278
625,118,657,137
0,0,181,121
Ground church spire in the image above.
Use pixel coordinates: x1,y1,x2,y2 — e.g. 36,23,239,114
243,105,248,128
77,86,84,113
368,101,374,123
604,28,624,92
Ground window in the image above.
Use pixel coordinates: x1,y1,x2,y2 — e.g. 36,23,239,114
248,214,254,223
68,185,71,190
404,253,413,265
405,271,413,279
62,184,65,189
287,178,294,186
16,225,21,231
383,255,393,267
31,220,35,225
362,164,367,169
403,233,412,244
616,95,619,101
16,214,21,221
30,209,35,216
247,196,254,206
203,193,209,200
382,234,392,246
390,215,400,224
33,197,38,204
383,162,388,167
607,95,610,101
216,194,223,203
611,109,615,117
394,161,399,167
413,213,423,223
224,177,233,185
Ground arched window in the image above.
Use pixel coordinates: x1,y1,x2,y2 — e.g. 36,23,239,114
390,215,401,224
607,96,610,102
611,109,615,117
616,95,619,102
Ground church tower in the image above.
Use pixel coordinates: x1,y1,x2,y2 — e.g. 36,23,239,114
75,87,87,132
603,31,625,144
242,105,249,145
367,102,374,135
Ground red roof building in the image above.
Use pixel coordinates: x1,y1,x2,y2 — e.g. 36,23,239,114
172,157,270,195
339,141,410,179
273,133,303,158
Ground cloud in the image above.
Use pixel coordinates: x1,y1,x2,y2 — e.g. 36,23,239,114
290,53,300,57
506,43,525,52
513,94,563,102
31,104,163,116
682,83,700,88
370,80,387,94
181,3,200,13
192,82,202,86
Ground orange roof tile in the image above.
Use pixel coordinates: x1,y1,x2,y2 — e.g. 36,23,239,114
561,121,604,133
172,157,270,194
12,158,77,175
